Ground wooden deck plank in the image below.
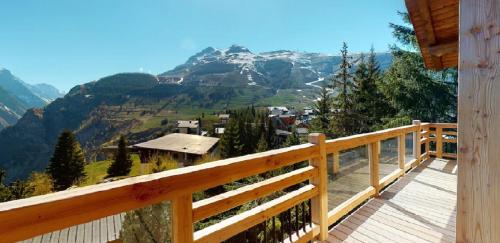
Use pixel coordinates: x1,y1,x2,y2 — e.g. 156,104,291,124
58,228,69,242
83,222,92,243
328,158,457,243
67,226,77,243
99,217,107,242
107,215,116,241
75,224,85,243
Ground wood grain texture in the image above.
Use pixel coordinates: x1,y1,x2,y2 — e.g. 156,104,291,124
0,143,317,242
308,133,329,241
192,166,317,222
369,142,380,196
172,194,193,243
457,0,500,242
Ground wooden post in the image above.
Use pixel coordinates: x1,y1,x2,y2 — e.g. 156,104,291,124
425,129,430,160
308,133,328,241
369,141,380,197
457,0,500,241
412,120,421,164
333,152,340,175
398,134,406,174
172,193,194,243
436,126,443,158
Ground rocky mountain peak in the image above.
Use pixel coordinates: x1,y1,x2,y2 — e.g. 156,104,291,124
226,44,252,54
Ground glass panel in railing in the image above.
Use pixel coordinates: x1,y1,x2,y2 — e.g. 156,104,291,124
379,137,399,178
405,132,415,163
326,145,369,211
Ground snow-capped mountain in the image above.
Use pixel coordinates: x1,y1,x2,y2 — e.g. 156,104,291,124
160,45,392,89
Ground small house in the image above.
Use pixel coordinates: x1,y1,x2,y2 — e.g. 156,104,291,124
177,120,200,135
133,133,219,164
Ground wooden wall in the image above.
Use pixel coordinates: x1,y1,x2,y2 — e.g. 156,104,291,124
457,0,500,242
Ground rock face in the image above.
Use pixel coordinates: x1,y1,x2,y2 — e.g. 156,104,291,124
0,46,392,182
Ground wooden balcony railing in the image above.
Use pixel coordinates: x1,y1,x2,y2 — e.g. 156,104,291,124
0,121,457,243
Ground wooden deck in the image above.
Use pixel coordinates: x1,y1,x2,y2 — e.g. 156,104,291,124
20,213,125,243
327,158,457,243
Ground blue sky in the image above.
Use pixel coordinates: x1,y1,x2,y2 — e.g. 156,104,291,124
0,0,406,91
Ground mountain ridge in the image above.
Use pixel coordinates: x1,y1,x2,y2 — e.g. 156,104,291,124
0,45,392,182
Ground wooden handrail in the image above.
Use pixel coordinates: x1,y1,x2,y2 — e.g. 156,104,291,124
0,143,318,242
0,122,458,243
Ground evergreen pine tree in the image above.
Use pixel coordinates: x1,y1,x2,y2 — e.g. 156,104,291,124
330,42,357,137
107,135,133,177
283,127,301,147
256,134,269,152
353,48,393,132
219,118,243,158
381,12,455,123
47,131,86,190
311,86,332,134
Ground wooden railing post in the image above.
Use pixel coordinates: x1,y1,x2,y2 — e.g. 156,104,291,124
369,141,380,197
308,133,328,241
412,120,421,164
424,127,430,160
333,152,340,175
172,193,194,243
436,126,443,158
398,134,406,174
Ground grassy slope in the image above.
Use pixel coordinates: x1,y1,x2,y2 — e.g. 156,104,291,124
81,154,143,186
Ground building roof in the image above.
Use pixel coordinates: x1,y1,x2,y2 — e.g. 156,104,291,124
133,133,219,155
177,120,199,129
218,114,230,119
405,0,458,70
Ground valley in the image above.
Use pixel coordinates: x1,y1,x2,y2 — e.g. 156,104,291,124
0,45,391,182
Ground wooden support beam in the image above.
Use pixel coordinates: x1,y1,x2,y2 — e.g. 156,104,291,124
428,40,458,57
369,142,380,196
457,0,500,241
436,127,443,158
333,152,340,175
308,133,328,241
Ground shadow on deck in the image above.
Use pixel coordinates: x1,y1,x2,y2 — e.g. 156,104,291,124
327,158,457,243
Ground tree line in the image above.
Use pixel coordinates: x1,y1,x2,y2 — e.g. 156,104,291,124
310,12,456,138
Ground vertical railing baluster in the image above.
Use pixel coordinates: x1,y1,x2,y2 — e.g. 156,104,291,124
272,217,276,243
172,193,194,243
308,199,312,228
295,205,299,237
263,221,267,243
302,201,306,232
279,213,284,242
288,209,292,242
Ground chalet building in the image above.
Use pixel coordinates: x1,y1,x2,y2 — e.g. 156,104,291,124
177,120,200,135
296,127,309,137
267,106,289,116
133,133,219,163
218,114,230,124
